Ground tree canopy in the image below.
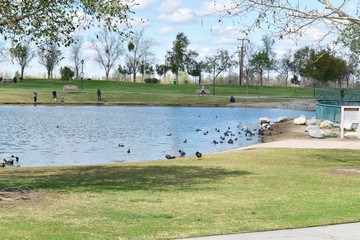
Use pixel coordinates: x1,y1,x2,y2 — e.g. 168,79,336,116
0,0,136,46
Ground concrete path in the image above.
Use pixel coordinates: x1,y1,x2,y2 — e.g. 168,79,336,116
178,222,360,240
239,138,360,150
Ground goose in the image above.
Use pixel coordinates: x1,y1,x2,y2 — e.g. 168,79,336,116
11,155,19,162
3,159,14,165
179,150,186,157
195,151,202,160
165,154,176,159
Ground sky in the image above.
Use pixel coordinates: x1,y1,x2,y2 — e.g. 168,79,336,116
0,0,347,80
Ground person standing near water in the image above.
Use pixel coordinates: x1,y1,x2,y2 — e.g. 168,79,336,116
97,88,102,101
33,90,38,103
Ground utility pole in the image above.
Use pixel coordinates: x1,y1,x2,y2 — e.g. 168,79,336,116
237,38,248,86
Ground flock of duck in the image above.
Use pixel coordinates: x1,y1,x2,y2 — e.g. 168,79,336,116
162,124,260,160
1,155,20,168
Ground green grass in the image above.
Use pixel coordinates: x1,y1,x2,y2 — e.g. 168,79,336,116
0,78,315,105
0,148,359,239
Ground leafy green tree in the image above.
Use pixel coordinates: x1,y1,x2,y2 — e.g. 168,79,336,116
187,60,205,85
0,1,136,46
166,33,198,84
9,43,35,79
249,51,272,86
60,66,75,81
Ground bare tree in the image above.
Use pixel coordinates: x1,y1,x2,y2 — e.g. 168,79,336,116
209,0,359,44
38,43,62,79
205,49,237,95
124,29,157,82
10,42,35,79
91,28,123,80
70,38,84,79
0,39,7,64
278,50,293,87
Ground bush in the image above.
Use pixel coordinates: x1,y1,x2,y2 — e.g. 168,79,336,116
144,78,159,83
60,66,75,81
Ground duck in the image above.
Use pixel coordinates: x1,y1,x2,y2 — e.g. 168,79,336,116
228,139,234,144
165,154,176,159
118,144,124,147
183,139,187,143
11,155,19,162
179,150,186,157
195,151,202,160
127,149,131,154
3,159,14,165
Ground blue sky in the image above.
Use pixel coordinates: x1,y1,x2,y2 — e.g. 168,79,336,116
1,0,339,79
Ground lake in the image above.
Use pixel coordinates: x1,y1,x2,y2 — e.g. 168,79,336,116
0,105,314,167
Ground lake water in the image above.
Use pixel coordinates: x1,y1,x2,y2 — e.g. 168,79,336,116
0,105,314,167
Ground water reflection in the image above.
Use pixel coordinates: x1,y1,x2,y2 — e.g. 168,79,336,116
0,105,314,167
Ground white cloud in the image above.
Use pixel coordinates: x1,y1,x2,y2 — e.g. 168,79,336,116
158,26,174,35
157,8,195,24
195,0,234,16
157,0,182,14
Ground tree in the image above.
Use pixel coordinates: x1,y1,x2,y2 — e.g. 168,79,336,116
166,33,198,84
0,1,136,46
70,37,84,79
91,28,123,81
211,1,360,44
278,50,293,87
60,66,75,81
249,51,272,86
38,43,62,79
205,49,237,95
124,30,157,82
10,43,35,79
187,60,206,85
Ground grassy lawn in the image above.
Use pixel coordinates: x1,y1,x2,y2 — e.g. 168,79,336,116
0,79,314,105
0,148,359,239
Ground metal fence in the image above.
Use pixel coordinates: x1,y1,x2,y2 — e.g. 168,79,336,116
316,89,360,123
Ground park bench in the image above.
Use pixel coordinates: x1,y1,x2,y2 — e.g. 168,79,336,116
63,85,79,93
195,89,210,95
1,79,12,83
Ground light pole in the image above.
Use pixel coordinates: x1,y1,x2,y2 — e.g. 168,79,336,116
80,59,84,92
212,63,216,96
313,65,316,98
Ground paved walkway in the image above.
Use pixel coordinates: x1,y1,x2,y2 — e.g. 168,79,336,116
239,138,360,150
180,138,360,240
179,222,360,240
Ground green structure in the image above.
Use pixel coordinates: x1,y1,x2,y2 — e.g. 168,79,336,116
316,89,360,123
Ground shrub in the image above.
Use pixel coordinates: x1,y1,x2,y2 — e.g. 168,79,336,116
144,78,159,83
60,66,75,81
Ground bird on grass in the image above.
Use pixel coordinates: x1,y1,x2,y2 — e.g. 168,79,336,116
165,154,176,159
195,151,202,160
179,150,186,157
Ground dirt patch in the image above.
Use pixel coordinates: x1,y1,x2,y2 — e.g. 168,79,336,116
260,121,310,143
0,187,43,205
329,168,360,176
